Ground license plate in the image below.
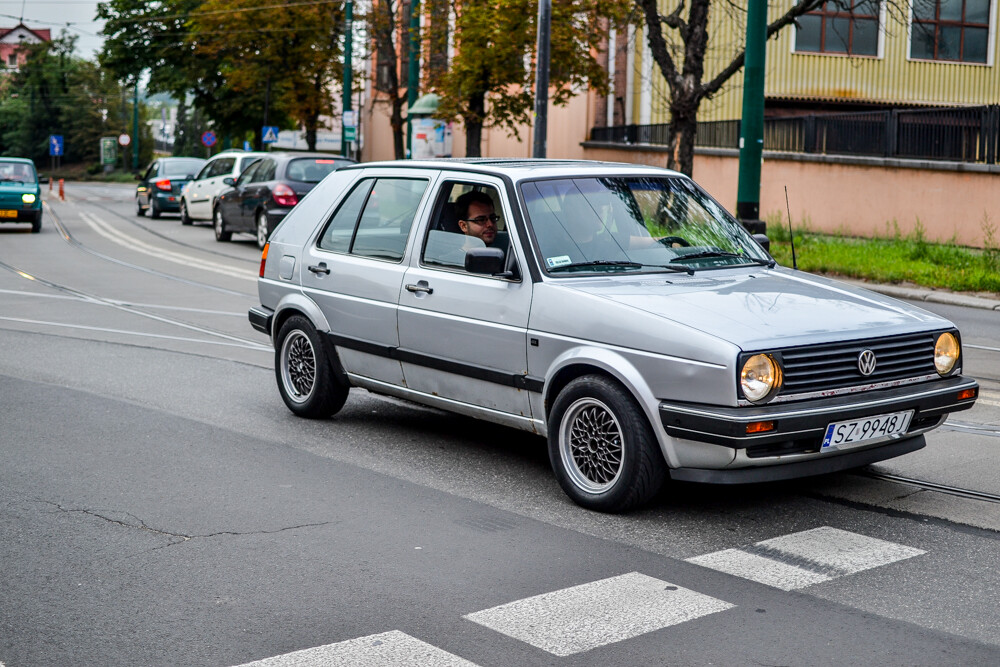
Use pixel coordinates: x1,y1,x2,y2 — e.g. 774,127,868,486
821,410,913,451
0,209,16,218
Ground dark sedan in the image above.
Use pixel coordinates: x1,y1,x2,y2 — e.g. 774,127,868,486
214,152,354,248
135,157,207,219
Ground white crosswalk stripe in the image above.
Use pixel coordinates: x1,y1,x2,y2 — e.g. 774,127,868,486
686,526,925,591
233,630,480,667
464,571,734,656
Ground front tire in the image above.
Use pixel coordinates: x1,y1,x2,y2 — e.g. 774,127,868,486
275,315,349,418
31,212,42,233
213,206,231,242
548,375,666,512
180,199,193,225
256,210,270,249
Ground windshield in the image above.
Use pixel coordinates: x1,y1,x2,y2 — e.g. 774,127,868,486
521,176,772,274
288,157,351,183
0,161,36,183
162,159,205,177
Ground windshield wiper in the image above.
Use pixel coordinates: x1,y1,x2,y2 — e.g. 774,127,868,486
670,250,775,269
549,260,643,273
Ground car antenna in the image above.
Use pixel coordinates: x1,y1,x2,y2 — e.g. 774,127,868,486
784,185,798,270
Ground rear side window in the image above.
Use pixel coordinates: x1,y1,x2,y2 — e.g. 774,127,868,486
253,159,276,182
209,157,235,177
287,158,349,183
317,177,428,262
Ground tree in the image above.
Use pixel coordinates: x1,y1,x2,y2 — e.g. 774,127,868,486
368,0,408,159
635,0,838,176
435,0,630,157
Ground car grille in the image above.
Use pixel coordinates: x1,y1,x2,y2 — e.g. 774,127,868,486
778,331,939,397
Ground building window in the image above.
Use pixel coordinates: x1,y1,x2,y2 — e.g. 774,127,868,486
795,0,881,56
911,0,990,63
6,54,17,68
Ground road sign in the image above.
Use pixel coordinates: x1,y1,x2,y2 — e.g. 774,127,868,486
262,125,280,143
343,126,356,142
343,110,356,128
49,135,64,157
201,131,217,147
118,133,131,146
100,137,117,165
243,141,252,151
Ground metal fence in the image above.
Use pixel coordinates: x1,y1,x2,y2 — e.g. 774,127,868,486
590,105,1000,165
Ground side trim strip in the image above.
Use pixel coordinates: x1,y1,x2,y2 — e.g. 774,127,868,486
327,332,544,393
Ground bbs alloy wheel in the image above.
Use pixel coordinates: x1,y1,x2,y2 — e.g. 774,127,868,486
548,375,666,512
274,315,349,418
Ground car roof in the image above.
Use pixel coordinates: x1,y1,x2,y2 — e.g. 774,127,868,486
0,157,35,165
339,158,681,181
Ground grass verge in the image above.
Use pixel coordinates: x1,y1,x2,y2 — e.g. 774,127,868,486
765,219,1000,294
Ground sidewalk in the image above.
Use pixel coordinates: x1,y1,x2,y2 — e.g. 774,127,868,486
841,278,1000,312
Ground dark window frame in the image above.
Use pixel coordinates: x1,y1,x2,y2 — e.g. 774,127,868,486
795,0,882,56
910,0,991,63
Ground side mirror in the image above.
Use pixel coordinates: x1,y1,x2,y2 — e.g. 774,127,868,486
134,173,143,181
223,177,235,186
752,233,770,253
465,247,506,275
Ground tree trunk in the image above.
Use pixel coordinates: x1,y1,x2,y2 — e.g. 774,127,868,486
391,96,406,159
464,92,486,157
667,100,698,176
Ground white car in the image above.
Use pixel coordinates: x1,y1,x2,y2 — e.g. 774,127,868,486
180,150,267,225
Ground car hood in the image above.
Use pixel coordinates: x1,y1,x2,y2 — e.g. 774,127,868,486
562,268,950,350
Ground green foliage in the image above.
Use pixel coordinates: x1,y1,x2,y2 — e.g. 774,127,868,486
0,34,141,167
768,225,1000,293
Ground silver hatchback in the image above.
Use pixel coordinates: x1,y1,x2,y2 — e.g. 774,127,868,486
249,159,979,512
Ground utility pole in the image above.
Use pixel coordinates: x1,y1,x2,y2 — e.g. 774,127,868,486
532,0,551,158
132,80,139,171
406,0,420,158
342,0,353,158
736,0,767,233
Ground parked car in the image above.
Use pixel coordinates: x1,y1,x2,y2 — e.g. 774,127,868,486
179,150,267,226
214,152,355,249
135,157,207,219
248,159,979,513
0,158,43,233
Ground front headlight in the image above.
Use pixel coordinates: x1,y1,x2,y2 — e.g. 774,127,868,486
934,332,960,375
22,193,36,204
741,354,782,402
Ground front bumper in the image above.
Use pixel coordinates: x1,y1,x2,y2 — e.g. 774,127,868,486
0,206,41,223
659,376,978,482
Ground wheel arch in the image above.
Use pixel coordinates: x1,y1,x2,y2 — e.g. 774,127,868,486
271,294,349,385
542,347,679,468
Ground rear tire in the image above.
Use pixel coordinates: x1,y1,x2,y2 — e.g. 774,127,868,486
548,375,666,512
149,197,161,219
213,206,231,242
135,196,145,217
180,200,192,225
275,315,349,418
256,210,269,249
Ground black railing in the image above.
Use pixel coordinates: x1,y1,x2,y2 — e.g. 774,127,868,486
589,105,1000,165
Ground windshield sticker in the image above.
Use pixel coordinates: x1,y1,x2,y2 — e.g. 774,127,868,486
545,255,572,268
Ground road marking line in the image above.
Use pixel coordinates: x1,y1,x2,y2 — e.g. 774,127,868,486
232,631,480,667
687,527,924,590
0,287,246,316
464,572,733,656
0,316,270,351
78,210,255,281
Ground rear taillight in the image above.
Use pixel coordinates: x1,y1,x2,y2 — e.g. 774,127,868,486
155,179,172,192
272,183,298,207
259,243,269,277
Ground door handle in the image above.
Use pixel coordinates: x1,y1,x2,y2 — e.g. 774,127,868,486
405,283,433,295
308,263,330,275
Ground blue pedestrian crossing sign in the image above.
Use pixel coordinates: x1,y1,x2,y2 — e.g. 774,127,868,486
49,135,64,157
262,125,280,143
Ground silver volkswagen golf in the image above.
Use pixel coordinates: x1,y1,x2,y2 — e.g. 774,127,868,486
249,159,979,512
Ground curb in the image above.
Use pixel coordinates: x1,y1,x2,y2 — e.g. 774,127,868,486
841,279,1000,312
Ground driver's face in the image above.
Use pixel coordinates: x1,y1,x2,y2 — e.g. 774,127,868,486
460,201,497,244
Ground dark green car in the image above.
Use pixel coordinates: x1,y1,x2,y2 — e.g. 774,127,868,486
0,158,43,233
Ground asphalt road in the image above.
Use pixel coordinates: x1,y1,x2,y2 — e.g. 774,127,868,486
1,183,998,666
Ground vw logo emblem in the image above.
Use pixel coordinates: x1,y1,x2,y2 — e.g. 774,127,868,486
858,349,877,376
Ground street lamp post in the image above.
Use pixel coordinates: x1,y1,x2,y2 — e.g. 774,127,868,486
736,0,767,233
532,0,551,158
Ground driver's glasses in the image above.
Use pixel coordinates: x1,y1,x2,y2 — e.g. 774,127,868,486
465,214,499,226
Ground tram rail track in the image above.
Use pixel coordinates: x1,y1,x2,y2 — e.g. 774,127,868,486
857,469,1000,504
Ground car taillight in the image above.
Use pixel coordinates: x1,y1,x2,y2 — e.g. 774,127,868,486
259,242,269,277
272,183,298,207
155,179,172,191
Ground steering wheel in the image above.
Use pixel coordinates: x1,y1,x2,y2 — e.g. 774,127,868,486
659,236,691,247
